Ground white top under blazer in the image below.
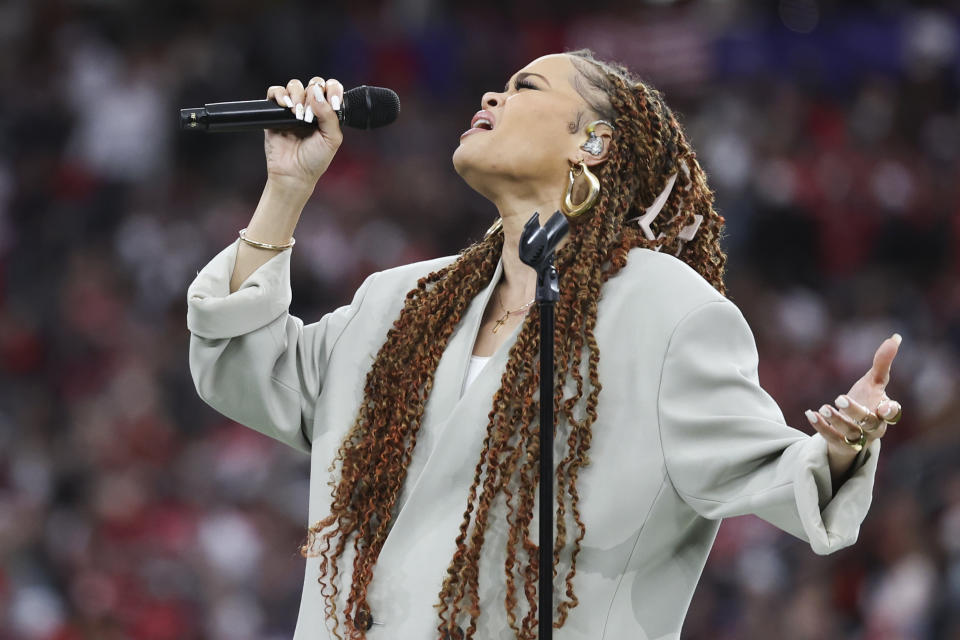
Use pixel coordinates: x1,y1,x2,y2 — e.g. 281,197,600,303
463,355,490,393
187,238,878,640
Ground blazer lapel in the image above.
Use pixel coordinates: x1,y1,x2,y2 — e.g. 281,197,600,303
421,256,504,424
364,257,531,631
365,304,524,632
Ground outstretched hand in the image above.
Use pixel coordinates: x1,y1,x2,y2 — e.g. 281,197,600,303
804,334,903,482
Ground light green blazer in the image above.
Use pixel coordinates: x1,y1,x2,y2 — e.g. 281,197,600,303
187,238,879,640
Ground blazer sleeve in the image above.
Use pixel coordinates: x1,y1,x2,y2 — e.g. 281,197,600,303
657,298,880,555
186,239,377,453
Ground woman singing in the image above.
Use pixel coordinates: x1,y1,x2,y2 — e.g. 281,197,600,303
186,50,903,639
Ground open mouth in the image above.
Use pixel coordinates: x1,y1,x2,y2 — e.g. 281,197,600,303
461,122,493,138
462,110,496,137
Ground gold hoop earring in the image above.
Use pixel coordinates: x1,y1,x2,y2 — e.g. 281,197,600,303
484,217,503,239
561,160,600,219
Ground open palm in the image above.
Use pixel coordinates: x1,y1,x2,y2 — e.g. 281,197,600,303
805,334,902,461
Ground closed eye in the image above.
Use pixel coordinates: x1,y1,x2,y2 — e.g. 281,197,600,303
503,76,540,92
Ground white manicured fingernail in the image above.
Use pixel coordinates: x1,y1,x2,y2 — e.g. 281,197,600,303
805,410,818,424
283,95,294,108
892,333,902,346
819,406,832,418
331,94,341,111
883,404,897,418
313,84,325,103
295,103,304,120
304,104,314,123
835,396,849,409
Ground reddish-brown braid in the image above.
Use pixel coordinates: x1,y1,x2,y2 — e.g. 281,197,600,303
300,48,727,639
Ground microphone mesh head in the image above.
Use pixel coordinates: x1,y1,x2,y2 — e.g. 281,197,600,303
343,86,400,129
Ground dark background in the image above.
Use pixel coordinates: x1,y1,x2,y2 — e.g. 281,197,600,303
1,0,958,638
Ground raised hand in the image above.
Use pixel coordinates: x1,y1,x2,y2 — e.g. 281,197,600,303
264,76,345,193
804,334,903,481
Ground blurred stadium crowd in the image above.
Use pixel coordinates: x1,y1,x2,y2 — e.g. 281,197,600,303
1,0,958,638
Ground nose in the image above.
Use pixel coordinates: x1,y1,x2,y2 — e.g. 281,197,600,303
482,91,502,109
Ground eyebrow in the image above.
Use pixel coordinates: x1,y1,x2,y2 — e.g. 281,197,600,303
504,72,552,92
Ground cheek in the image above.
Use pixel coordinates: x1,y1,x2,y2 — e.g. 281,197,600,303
452,104,575,179
496,115,572,164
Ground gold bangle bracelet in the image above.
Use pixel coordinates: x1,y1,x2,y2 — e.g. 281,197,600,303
239,228,295,251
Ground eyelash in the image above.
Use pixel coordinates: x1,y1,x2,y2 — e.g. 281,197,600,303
513,78,537,91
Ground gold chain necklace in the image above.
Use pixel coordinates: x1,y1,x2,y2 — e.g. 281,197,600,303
492,291,535,333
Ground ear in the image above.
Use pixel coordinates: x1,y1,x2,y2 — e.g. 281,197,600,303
574,121,614,167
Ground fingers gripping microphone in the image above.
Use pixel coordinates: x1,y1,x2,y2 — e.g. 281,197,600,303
179,85,400,132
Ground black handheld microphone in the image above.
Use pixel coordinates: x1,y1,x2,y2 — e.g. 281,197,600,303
179,85,400,132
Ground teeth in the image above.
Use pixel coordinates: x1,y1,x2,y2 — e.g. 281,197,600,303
474,118,492,129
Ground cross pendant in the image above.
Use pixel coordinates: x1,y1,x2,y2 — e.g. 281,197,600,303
492,318,506,333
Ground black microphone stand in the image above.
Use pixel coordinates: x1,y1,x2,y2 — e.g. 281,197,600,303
518,211,570,640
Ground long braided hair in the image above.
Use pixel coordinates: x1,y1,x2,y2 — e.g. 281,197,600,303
300,48,727,639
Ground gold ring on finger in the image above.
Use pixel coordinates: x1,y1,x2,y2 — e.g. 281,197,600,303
857,415,880,434
843,424,866,452
881,405,902,425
